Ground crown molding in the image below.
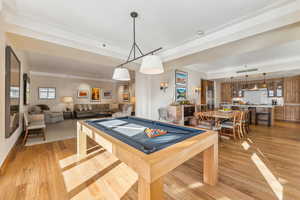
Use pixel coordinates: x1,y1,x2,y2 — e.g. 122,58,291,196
161,0,300,62
2,10,128,60
2,0,300,65
30,71,117,83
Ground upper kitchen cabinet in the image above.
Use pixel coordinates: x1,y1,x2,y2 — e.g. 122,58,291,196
221,82,232,103
268,78,283,97
284,76,300,104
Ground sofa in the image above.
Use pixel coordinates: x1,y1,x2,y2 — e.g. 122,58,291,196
30,104,64,124
73,103,133,119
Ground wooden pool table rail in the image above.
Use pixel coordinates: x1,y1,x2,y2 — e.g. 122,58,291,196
77,119,218,200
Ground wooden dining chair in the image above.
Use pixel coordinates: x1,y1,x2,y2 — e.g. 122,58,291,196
23,112,46,145
220,111,243,140
194,112,215,130
240,110,250,136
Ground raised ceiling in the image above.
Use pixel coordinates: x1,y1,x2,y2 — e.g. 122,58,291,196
4,0,294,57
186,39,300,79
3,0,300,80
189,40,300,72
26,51,115,80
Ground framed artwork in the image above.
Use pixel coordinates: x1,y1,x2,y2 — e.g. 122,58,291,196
175,86,187,101
175,70,188,86
123,93,130,102
91,88,101,101
102,90,112,99
77,89,89,98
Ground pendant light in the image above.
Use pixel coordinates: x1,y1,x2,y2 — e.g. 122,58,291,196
140,55,164,74
112,66,130,81
112,11,163,80
262,73,267,88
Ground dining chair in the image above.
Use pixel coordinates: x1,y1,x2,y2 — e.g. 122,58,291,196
194,112,215,130
220,111,243,140
241,110,250,136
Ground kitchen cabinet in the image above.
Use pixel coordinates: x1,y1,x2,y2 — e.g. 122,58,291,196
232,81,244,98
201,80,215,110
168,105,196,125
274,106,284,121
284,76,300,104
222,78,283,99
284,105,300,122
221,82,232,103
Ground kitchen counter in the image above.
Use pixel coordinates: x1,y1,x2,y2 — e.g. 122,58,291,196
221,104,276,108
220,104,275,126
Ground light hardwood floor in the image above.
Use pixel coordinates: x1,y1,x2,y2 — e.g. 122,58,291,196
1,121,300,200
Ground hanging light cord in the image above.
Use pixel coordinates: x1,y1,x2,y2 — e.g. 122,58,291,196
116,12,162,68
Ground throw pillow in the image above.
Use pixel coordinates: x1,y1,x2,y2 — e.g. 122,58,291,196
83,104,88,111
77,104,83,111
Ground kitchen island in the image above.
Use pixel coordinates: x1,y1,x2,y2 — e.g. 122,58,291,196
220,104,276,126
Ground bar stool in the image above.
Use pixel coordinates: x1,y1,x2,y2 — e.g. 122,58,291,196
255,108,271,127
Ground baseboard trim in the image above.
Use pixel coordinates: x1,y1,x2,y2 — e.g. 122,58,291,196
0,134,22,176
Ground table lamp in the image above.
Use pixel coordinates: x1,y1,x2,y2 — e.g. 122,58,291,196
61,96,74,111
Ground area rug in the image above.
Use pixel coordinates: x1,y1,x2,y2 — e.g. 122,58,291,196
25,120,77,146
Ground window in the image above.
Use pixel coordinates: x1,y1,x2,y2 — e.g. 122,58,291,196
10,86,20,99
39,87,56,99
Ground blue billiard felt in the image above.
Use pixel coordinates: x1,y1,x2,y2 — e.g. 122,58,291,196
85,116,206,154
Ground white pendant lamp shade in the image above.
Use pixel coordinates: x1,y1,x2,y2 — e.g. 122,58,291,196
140,55,164,75
112,67,130,81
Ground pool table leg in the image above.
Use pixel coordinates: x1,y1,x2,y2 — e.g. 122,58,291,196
77,122,87,160
203,143,218,185
138,176,164,200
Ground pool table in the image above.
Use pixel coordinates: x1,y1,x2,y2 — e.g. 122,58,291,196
77,116,218,200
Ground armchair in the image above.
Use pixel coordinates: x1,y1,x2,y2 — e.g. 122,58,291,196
30,104,64,123
112,104,133,118
23,112,46,145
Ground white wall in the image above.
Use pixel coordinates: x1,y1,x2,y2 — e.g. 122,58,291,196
136,68,205,120
0,17,30,167
30,74,120,111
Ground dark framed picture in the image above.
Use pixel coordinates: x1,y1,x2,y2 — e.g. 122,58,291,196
175,86,187,101
91,88,101,101
23,73,30,105
102,90,112,99
175,70,188,86
77,89,89,98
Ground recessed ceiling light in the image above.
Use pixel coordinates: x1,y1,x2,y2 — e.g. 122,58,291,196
196,30,205,36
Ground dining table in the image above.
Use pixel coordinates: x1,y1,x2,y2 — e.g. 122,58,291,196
202,111,235,120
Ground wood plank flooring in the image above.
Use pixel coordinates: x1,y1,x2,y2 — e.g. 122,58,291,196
1,121,300,200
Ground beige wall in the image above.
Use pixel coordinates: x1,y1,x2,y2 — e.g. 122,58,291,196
0,17,30,167
30,74,121,111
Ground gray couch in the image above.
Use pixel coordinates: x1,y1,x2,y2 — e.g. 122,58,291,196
74,104,116,119
30,104,64,124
